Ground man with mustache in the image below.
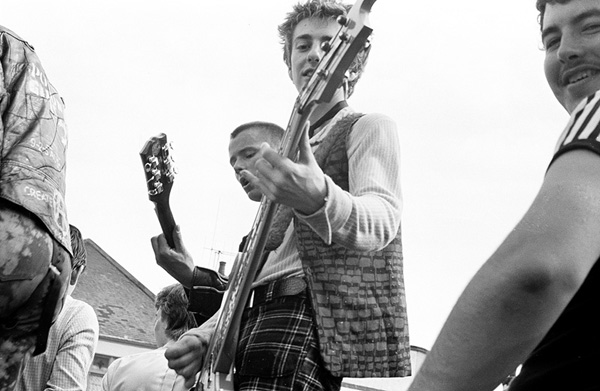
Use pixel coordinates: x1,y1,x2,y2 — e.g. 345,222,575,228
408,1,600,390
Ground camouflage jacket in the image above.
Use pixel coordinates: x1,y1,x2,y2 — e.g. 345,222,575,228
0,26,70,253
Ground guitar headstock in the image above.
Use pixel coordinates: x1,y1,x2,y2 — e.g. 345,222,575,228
140,133,176,205
299,0,375,109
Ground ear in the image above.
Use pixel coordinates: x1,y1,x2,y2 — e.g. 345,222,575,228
288,66,293,81
70,266,84,286
346,70,358,82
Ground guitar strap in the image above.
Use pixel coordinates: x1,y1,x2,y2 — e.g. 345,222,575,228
309,101,348,138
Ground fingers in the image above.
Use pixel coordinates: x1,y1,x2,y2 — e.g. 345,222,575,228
172,225,186,253
151,234,168,259
165,336,204,386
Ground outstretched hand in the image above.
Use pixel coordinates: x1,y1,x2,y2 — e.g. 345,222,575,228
240,124,327,215
151,225,195,288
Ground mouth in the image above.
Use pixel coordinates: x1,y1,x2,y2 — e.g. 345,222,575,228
240,177,251,190
302,68,316,78
564,68,599,86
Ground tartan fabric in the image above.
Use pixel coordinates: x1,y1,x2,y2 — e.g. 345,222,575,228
295,113,411,377
234,295,342,391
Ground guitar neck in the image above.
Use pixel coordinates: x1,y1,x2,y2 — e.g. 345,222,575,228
155,200,176,248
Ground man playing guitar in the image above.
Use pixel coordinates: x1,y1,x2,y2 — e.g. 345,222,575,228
152,1,411,390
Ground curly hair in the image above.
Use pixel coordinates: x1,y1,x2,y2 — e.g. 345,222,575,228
155,284,197,341
536,0,572,30
277,0,371,98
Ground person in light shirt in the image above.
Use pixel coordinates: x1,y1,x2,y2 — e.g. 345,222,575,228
101,283,197,391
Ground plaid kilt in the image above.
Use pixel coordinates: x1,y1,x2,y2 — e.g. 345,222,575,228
234,293,342,391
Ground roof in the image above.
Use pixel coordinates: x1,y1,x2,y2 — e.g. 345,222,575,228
72,239,157,348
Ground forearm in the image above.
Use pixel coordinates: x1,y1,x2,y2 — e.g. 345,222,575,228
409,246,580,391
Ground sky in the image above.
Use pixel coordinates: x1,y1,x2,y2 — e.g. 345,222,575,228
3,1,571,351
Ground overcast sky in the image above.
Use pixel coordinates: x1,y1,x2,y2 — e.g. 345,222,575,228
3,1,570,351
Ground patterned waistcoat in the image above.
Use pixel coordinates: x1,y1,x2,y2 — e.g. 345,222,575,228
294,113,411,377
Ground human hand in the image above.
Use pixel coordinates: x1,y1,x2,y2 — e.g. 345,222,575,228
151,225,194,287
165,332,209,389
241,124,327,215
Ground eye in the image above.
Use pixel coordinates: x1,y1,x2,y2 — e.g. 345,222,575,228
582,22,600,34
543,35,560,51
294,40,310,51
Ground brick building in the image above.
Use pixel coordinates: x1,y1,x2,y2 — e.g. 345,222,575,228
72,239,157,390
72,239,427,391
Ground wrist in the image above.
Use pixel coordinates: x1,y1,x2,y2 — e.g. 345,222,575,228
299,178,328,215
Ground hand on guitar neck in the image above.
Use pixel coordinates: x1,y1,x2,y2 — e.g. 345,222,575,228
140,133,196,288
151,225,196,288
165,315,218,390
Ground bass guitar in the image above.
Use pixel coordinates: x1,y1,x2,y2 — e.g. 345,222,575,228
140,133,177,248
195,1,377,390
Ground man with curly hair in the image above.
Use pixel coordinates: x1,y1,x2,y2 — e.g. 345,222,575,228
157,1,410,390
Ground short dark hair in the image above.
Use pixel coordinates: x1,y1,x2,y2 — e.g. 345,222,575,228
230,121,284,148
69,224,87,271
277,0,371,97
536,0,571,30
155,284,196,341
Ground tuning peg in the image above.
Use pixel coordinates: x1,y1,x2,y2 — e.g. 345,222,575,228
144,156,159,172
337,15,348,26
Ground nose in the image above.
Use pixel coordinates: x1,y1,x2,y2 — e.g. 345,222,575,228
307,44,324,64
557,33,584,64
232,158,244,175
